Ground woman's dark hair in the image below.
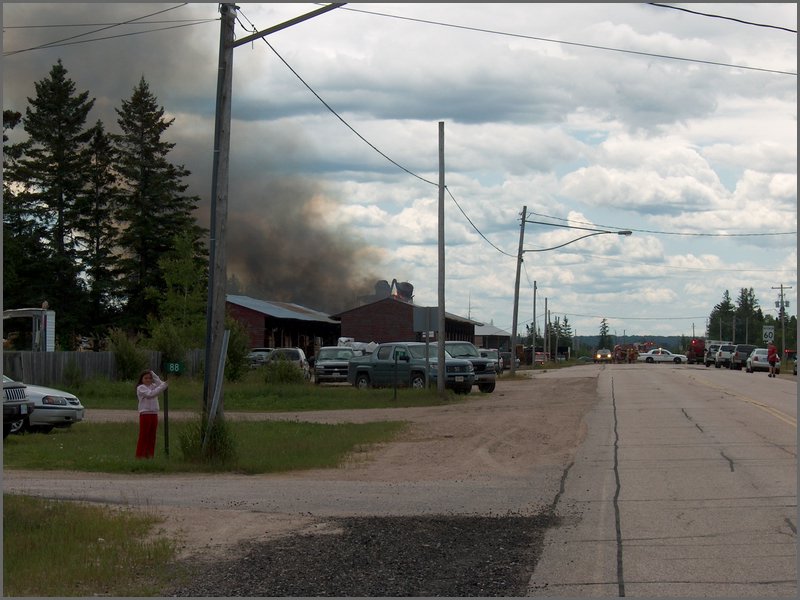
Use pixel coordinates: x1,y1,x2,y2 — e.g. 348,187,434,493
136,370,152,387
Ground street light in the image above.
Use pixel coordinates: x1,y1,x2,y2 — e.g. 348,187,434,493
510,207,632,376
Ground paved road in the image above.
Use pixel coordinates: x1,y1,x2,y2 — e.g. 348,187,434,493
529,363,797,597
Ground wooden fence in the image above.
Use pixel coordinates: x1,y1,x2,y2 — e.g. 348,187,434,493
3,350,204,386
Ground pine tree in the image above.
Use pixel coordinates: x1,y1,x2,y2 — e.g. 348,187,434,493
10,61,95,346
74,120,123,337
113,77,205,330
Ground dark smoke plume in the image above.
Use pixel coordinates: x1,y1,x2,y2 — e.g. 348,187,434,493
225,175,386,315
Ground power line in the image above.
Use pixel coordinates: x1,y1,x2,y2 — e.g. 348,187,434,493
3,4,211,56
525,210,797,238
338,5,796,77
648,3,797,34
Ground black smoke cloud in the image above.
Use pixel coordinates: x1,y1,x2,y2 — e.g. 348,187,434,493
224,174,385,315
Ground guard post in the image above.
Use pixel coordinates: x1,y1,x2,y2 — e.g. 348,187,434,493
162,361,185,457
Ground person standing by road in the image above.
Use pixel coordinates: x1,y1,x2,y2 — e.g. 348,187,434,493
135,369,168,458
767,341,779,378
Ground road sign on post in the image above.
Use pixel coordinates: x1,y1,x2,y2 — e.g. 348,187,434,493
763,326,775,343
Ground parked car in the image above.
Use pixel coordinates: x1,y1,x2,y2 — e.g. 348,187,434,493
729,344,756,370
313,346,360,384
265,347,310,379
714,344,736,368
3,375,34,438
479,349,503,374
247,347,274,368
7,380,85,434
436,341,496,393
347,342,475,393
594,348,612,363
745,348,779,374
637,348,688,364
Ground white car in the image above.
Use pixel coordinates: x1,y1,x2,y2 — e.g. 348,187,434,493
637,348,687,364
745,348,779,374
6,378,85,434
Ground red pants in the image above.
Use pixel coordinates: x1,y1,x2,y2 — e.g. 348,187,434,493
135,413,159,459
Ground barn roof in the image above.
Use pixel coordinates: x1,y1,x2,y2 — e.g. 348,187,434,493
227,295,339,324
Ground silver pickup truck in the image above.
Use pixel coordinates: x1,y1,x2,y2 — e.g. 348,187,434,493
347,342,475,393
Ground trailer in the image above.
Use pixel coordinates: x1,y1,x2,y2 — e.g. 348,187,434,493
3,308,55,351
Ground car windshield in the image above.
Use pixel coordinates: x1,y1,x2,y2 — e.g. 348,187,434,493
317,348,354,360
445,343,479,358
407,345,452,360
481,350,499,359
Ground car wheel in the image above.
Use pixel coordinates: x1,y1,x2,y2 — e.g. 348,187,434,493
355,374,371,389
410,373,426,389
646,357,654,363
478,382,496,393
674,357,682,364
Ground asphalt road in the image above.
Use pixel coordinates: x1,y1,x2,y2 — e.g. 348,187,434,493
528,363,797,597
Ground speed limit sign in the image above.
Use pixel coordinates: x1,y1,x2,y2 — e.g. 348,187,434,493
763,326,775,342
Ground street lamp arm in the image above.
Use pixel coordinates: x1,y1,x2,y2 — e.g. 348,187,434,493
523,230,632,253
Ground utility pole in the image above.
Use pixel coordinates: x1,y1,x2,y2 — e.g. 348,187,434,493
531,280,537,373
437,121,446,394
202,3,346,423
772,284,792,359
203,3,236,419
510,206,527,376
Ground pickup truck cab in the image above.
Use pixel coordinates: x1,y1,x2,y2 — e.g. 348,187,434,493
347,342,475,393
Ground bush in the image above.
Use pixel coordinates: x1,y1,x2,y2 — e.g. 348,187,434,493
147,317,186,365
109,329,148,381
263,359,306,385
223,315,250,383
178,414,237,465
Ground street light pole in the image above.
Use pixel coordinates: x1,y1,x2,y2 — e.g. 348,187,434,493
510,215,632,376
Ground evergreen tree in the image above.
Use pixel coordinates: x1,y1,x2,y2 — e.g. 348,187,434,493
74,120,123,338
10,61,95,346
113,77,205,330
598,318,611,349
708,291,736,341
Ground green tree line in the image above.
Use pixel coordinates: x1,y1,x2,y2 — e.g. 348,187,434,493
4,60,206,350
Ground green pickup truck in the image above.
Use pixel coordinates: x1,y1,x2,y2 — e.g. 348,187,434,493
347,342,475,393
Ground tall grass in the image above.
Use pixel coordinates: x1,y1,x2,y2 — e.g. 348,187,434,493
3,494,181,597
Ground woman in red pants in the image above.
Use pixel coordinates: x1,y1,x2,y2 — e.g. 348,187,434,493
135,370,168,458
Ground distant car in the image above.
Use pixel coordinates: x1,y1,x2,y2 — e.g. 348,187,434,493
745,348,779,374
3,375,34,438
314,346,360,384
479,349,503,374
594,348,612,363
637,348,687,364
729,344,756,370
437,341,496,393
265,347,310,379
714,344,736,368
247,347,274,368
8,380,85,434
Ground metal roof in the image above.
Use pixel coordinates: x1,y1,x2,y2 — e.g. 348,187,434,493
475,324,511,337
226,295,339,324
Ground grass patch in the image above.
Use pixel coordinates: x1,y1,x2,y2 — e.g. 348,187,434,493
2,419,408,474
71,369,463,412
3,494,181,597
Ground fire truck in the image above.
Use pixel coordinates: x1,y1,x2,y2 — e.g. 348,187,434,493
686,338,705,364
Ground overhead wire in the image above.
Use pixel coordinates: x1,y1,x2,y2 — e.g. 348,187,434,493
648,3,797,34
3,4,204,57
337,5,797,77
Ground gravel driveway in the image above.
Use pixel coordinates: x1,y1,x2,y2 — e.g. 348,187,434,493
4,370,599,596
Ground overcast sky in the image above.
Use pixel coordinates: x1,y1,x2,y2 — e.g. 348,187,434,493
3,3,797,341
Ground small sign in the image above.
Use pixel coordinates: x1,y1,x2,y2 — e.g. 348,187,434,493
762,326,775,342
164,362,184,374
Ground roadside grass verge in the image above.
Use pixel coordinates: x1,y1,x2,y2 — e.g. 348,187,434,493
71,370,465,411
3,494,182,597
2,418,408,474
